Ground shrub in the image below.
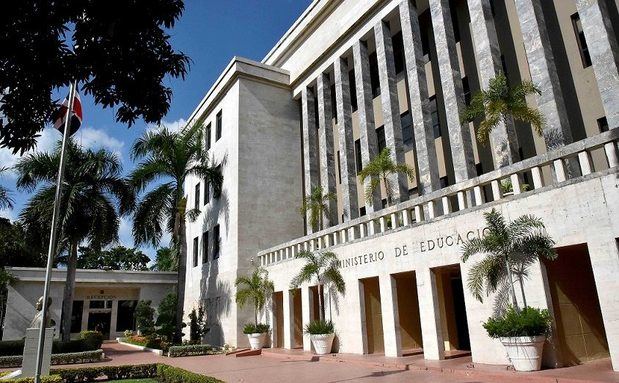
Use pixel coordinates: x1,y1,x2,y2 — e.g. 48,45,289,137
167,344,219,357
483,306,552,338
0,350,104,368
122,335,168,352
53,364,158,382
79,331,103,350
135,300,156,335
156,293,177,340
51,340,87,354
304,320,334,335
1,375,62,383
0,340,24,356
242,323,269,334
0,355,21,368
188,305,209,342
0,337,99,358
157,364,223,383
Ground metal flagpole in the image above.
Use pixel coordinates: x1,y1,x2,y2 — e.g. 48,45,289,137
34,81,76,383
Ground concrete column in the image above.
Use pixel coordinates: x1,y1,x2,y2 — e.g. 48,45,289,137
379,274,402,357
514,0,573,150
467,0,519,168
301,285,313,352
430,0,477,182
353,41,382,211
110,300,118,337
283,289,294,349
317,73,338,227
576,0,619,130
400,0,441,194
335,57,360,221
302,87,320,233
417,268,445,360
375,20,408,203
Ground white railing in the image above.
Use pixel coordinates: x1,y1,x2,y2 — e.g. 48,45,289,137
258,130,619,267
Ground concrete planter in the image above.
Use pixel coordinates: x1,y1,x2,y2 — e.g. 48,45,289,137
247,333,268,350
500,335,545,371
310,333,335,355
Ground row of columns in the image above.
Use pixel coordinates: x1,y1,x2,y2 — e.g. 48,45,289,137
300,0,619,233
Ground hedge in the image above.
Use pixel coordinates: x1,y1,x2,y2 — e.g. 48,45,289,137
0,349,104,368
167,344,218,357
0,337,99,357
51,363,222,383
1,376,62,383
157,364,223,383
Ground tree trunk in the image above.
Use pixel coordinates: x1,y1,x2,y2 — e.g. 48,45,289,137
174,215,187,344
254,306,258,326
383,174,391,207
504,256,519,310
60,243,78,342
518,275,528,308
317,282,324,322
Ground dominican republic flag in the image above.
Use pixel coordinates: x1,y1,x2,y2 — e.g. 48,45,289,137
52,91,83,136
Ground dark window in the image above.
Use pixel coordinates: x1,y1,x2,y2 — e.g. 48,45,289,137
476,163,483,176
359,206,366,216
337,151,341,184
450,3,461,43
331,84,337,123
195,183,200,210
204,181,210,205
193,237,199,267
440,176,449,188
381,199,387,208
369,52,381,98
349,70,358,111
597,116,609,132
401,112,413,146
419,10,431,60
392,31,405,74
571,13,592,68
490,0,496,16
205,123,212,150
355,139,362,173
202,231,209,263
116,300,137,332
213,225,220,259
216,111,223,141
408,187,418,198
89,300,105,309
376,126,386,152
429,96,441,138
214,165,222,199
462,77,471,106
70,301,83,333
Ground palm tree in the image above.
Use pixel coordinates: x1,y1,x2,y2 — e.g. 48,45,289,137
358,147,415,207
290,251,345,322
15,141,134,341
130,123,222,343
460,72,544,145
0,168,14,210
461,209,556,314
150,246,178,272
235,267,274,326
299,186,336,232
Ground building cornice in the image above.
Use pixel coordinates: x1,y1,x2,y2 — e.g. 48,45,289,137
5,267,178,285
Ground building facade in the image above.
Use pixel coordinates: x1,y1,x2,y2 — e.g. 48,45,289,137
183,0,619,371
2,268,177,341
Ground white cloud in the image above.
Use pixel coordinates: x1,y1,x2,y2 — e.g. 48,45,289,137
0,128,60,177
74,126,125,158
147,118,187,133
118,216,134,247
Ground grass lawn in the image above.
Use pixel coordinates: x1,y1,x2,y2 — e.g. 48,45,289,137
106,380,157,383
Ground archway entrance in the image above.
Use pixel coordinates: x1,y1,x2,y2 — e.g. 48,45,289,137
361,277,384,354
434,265,470,353
544,244,609,365
393,272,423,354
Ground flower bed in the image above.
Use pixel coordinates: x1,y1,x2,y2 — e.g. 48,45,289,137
0,349,104,368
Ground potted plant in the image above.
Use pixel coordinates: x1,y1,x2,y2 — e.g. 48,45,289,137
290,251,345,355
461,209,557,371
235,267,274,350
483,307,552,371
500,179,530,196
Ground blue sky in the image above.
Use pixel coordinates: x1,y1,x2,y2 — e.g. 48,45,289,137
0,0,311,260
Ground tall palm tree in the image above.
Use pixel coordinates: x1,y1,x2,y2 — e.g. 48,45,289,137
0,168,14,210
15,141,134,341
461,209,556,314
460,73,544,145
235,267,274,326
358,147,415,207
299,186,336,232
130,123,222,343
290,251,345,322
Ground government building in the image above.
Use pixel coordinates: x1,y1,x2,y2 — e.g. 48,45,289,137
182,0,619,372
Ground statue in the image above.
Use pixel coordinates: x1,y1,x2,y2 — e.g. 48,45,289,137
29,296,55,329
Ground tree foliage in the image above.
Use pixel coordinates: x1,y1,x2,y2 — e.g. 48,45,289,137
358,147,415,207
155,292,177,340
0,0,190,154
135,300,156,336
0,168,13,210
0,218,47,268
77,245,150,271
235,268,274,326
150,246,178,272
299,186,336,232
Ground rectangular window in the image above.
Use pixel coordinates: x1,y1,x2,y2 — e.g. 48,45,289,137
355,139,362,173
408,187,418,198
331,84,338,123
451,4,461,43
215,111,222,141
204,181,210,205
193,237,199,267
70,301,83,333
462,77,471,106
429,96,441,138
597,116,609,133
213,225,220,259
440,176,449,188
349,69,358,111
337,151,341,184
419,10,431,61
202,231,209,263
376,126,386,152
476,163,483,176
401,112,413,146
392,31,405,74
359,206,366,216
116,300,137,332
369,52,381,98
194,183,200,210
571,13,592,68
205,123,212,150
89,300,105,309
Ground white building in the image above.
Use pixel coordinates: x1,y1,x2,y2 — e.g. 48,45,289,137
183,0,619,371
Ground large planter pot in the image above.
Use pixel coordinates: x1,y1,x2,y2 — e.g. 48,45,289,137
310,333,335,355
500,335,545,372
247,332,268,350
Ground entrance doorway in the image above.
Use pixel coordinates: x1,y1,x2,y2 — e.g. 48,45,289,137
393,272,423,353
87,312,111,339
361,277,384,354
273,292,284,348
310,285,321,320
434,265,470,352
544,244,609,365
291,289,303,348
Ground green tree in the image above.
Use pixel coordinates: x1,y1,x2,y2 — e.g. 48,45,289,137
130,123,222,343
150,246,178,272
290,251,345,322
135,300,156,336
358,147,415,207
0,218,47,268
0,168,13,210
235,267,274,326
460,73,544,145
156,292,178,340
0,0,189,154
188,305,208,343
299,186,336,232
15,141,134,341
77,246,150,271
461,209,557,313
